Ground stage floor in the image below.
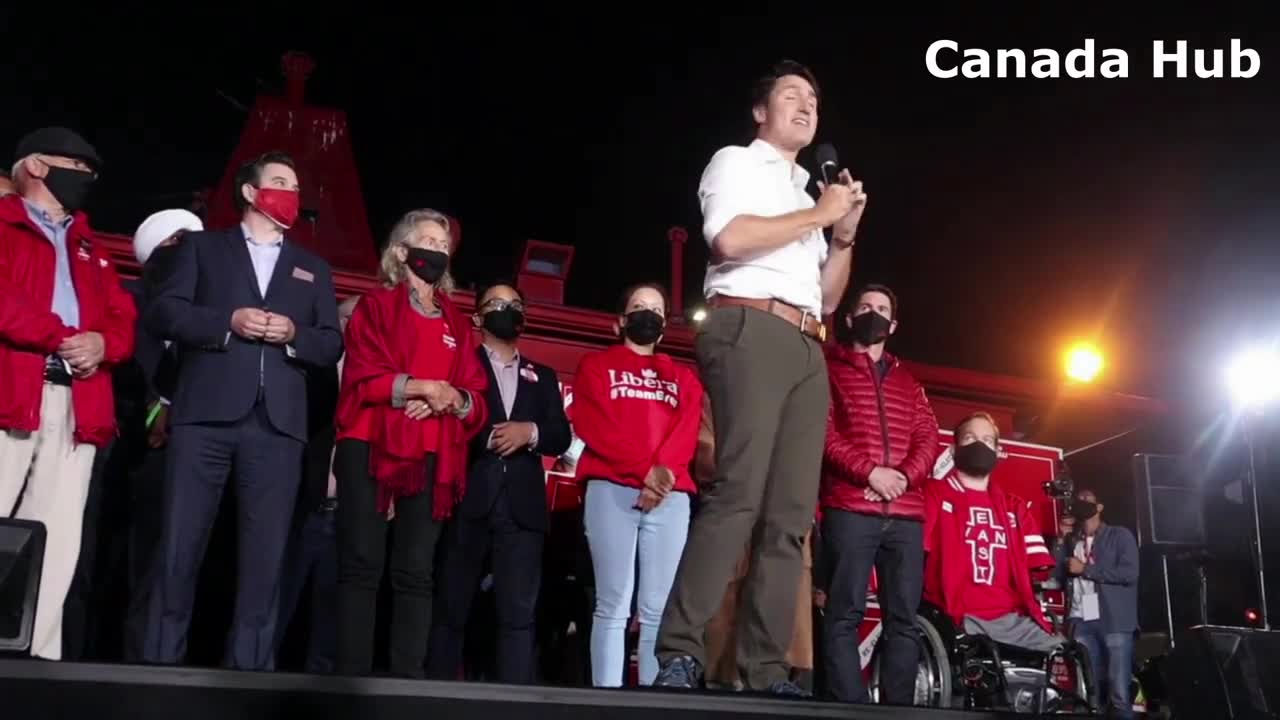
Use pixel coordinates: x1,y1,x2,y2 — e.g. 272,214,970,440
0,658,1058,719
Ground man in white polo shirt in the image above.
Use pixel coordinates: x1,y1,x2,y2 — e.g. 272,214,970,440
655,59,866,695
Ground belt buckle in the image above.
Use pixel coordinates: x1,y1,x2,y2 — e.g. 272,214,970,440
799,310,827,343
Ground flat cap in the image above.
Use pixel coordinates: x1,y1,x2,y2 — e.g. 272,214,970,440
15,127,102,170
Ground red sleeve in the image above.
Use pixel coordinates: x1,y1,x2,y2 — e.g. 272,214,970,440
896,381,941,488
922,479,943,554
95,258,137,367
654,366,703,474
0,231,73,353
1019,498,1055,571
823,398,877,487
572,352,653,480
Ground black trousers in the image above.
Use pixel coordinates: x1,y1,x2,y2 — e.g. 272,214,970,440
122,444,168,662
821,509,924,705
427,485,543,683
141,402,303,670
334,439,442,678
275,503,338,673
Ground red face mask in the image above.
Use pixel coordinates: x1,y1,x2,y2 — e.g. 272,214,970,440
252,187,300,229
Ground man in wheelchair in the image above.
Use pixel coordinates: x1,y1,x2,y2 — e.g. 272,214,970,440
922,412,1090,712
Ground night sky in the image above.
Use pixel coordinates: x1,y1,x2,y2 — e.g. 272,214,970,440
4,11,1276,412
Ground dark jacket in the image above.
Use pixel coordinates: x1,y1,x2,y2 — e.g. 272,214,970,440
821,344,940,521
110,279,179,446
1054,523,1140,635
295,361,340,519
460,348,571,532
118,279,179,406
144,227,343,442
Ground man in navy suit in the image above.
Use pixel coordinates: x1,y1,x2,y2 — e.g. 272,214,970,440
427,281,571,683
141,151,343,670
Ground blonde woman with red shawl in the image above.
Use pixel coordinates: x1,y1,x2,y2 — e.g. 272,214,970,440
333,209,488,677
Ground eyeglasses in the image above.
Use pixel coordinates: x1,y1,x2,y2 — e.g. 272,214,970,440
480,298,524,313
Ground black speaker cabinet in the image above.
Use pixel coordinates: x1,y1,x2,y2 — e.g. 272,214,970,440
0,518,45,654
1132,453,1206,547
1163,625,1279,719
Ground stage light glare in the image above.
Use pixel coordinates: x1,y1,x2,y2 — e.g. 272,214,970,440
1225,347,1280,409
1065,343,1104,383
691,307,707,323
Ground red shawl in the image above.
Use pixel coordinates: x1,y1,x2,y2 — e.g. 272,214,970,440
340,283,489,519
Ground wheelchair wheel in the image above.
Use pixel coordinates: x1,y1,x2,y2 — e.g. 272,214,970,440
868,613,953,707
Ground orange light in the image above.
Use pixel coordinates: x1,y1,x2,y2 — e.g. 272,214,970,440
1065,343,1104,383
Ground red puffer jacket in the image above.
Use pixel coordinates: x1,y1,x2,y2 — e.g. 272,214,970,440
820,343,940,521
0,194,136,447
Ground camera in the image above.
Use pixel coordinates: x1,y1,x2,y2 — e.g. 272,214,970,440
1043,465,1074,502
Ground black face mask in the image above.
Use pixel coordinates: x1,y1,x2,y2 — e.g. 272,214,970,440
483,307,525,340
405,248,448,284
849,311,892,346
143,244,180,292
43,166,95,213
954,441,999,477
623,309,665,346
1071,500,1099,521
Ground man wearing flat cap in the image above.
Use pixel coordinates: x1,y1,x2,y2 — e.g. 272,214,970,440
0,126,137,660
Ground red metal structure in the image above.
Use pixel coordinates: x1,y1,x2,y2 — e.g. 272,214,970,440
85,53,1166,707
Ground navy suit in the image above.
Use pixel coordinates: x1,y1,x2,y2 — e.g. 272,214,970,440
428,348,570,683
141,227,343,669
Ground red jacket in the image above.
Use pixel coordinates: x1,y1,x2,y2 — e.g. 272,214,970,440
0,194,136,447
923,473,1055,632
572,344,702,495
336,284,489,519
821,345,939,520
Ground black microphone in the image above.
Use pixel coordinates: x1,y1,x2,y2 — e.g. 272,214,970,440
815,143,839,186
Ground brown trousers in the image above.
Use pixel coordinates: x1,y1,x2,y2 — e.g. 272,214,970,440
658,306,828,689
704,529,814,688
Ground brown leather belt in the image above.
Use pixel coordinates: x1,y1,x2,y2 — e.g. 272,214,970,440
709,295,827,342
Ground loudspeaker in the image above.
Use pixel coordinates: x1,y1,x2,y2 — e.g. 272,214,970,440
1162,625,1280,719
1132,453,1206,547
0,518,45,653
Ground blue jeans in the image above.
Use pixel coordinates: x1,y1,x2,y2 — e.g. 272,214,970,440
583,480,690,687
1072,619,1134,718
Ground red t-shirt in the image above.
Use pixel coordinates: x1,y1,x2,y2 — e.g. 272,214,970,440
962,489,1021,620
406,312,456,452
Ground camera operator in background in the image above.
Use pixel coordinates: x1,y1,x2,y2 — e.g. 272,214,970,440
1055,488,1139,718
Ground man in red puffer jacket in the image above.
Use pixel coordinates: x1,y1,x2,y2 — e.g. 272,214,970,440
0,127,136,661
819,284,939,705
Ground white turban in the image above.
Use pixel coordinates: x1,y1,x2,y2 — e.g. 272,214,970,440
133,209,203,265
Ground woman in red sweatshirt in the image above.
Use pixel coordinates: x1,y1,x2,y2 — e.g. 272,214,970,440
572,282,703,687
333,209,488,678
